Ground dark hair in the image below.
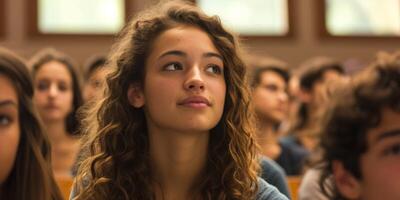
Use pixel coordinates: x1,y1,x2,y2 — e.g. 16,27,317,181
75,1,259,200
319,52,400,200
249,66,289,88
298,58,344,91
83,55,107,81
30,48,83,135
247,57,289,88
0,47,63,200
292,57,344,131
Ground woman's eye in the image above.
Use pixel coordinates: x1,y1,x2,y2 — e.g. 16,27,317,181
164,62,183,71
206,64,222,75
384,144,400,156
0,115,11,126
92,80,103,88
37,82,49,91
58,83,69,92
265,84,278,92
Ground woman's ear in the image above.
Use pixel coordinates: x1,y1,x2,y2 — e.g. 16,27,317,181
127,83,145,108
332,160,362,200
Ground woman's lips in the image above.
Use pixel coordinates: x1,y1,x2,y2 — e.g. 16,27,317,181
177,96,211,108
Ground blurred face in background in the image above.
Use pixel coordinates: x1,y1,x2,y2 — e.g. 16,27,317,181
83,67,111,102
252,70,288,125
0,74,20,184
311,69,343,108
33,61,73,123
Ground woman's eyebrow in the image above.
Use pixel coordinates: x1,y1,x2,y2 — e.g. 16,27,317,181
376,129,400,142
159,50,186,59
0,100,17,108
203,52,223,61
158,50,223,62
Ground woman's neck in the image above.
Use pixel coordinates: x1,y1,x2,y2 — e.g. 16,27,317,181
148,127,209,200
43,120,80,178
43,120,72,145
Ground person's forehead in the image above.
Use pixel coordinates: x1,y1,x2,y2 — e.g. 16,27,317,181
322,69,342,81
367,108,400,145
260,70,286,85
151,26,219,54
0,74,18,105
36,61,72,82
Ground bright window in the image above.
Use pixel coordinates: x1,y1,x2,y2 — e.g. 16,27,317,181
197,0,290,36
38,0,125,34
325,0,400,36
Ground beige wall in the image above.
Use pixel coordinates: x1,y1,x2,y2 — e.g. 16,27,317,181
1,0,399,69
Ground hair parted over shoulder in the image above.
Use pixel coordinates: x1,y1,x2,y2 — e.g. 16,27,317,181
0,47,63,200
319,52,400,200
30,48,83,135
75,1,259,200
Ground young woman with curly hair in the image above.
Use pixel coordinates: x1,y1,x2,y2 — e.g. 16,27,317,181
0,47,62,200
72,1,287,200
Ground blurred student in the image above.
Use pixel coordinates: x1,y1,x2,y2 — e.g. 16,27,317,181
30,48,83,178
82,55,110,102
282,57,345,175
247,57,291,198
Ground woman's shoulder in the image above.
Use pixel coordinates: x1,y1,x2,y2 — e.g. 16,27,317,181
256,178,289,200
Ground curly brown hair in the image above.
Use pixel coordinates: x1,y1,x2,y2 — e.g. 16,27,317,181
74,1,259,200
319,52,400,200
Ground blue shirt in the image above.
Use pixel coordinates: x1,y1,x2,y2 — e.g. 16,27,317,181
259,156,291,199
256,178,289,200
70,177,288,200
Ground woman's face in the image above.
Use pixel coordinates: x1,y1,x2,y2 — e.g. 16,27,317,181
128,26,226,134
0,74,20,184
33,61,73,122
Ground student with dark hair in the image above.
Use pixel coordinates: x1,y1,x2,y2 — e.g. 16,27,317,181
82,55,110,102
281,57,345,175
30,48,83,178
247,58,291,198
72,1,287,200
0,47,63,200
319,52,400,200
